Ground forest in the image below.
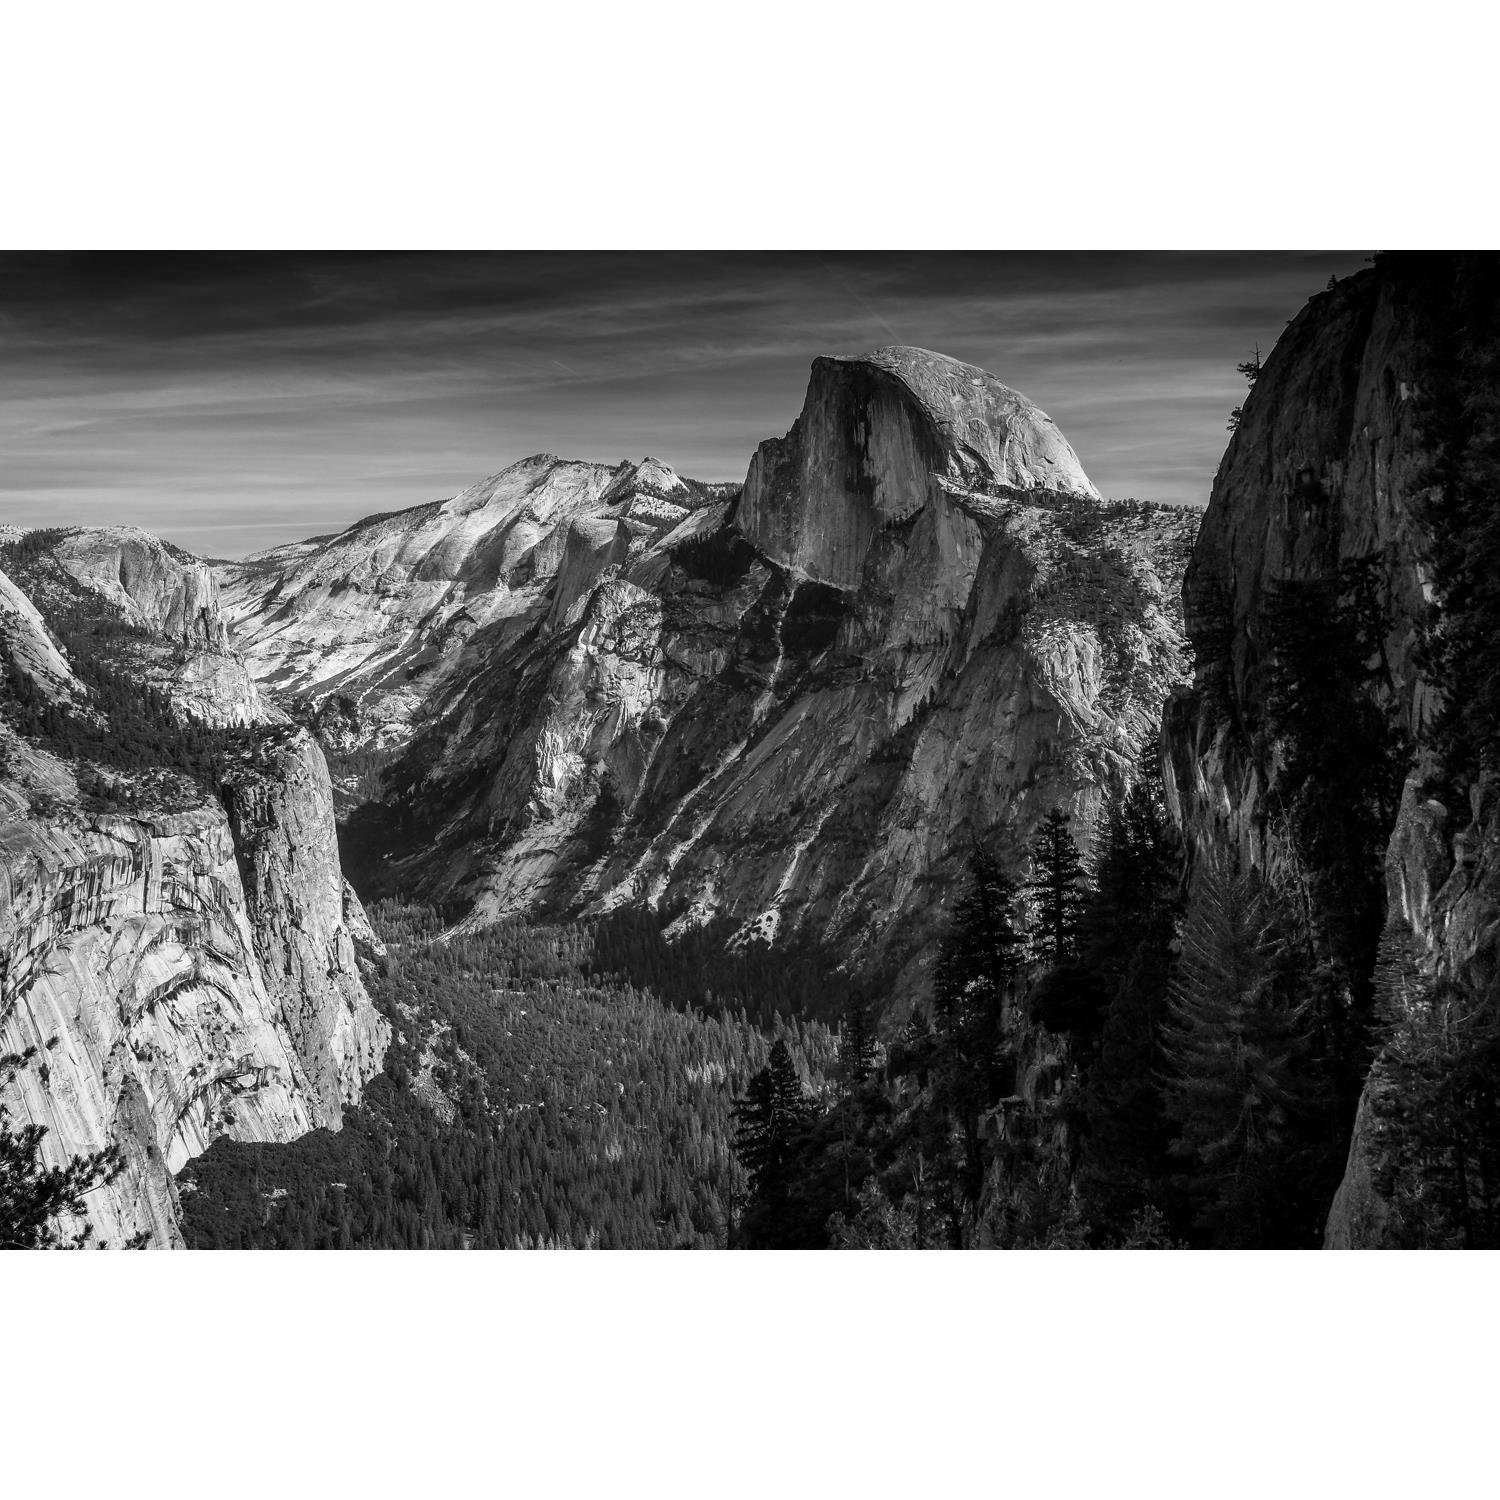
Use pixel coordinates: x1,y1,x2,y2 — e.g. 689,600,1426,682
179,902,839,1249
172,734,1391,1250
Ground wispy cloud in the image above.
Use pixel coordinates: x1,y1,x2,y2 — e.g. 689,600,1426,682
0,251,1368,556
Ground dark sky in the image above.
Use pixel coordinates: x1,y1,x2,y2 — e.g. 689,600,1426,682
0,251,1368,558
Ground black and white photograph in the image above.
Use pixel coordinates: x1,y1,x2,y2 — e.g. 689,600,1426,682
9,247,1499,1258
3,6,1493,1494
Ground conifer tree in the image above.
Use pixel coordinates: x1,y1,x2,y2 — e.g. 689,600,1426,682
1161,856,1329,1247
1402,251,1500,796
0,1051,122,1248
1071,747,1184,1232
836,995,878,1096
926,847,1027,1238
1025,807,1089,969
1263,564,1409,1103
1368,940,1500,1247
731,1038,813,1244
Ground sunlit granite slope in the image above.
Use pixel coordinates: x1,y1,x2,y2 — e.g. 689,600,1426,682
0,542,387,1247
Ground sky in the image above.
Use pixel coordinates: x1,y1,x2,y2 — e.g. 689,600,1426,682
0,251,1370,559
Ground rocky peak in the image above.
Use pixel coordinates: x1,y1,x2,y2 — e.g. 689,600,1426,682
609,456,687,497
847,347,1100,498
217,452,735,745
737,346,1098,589
2,526,273,730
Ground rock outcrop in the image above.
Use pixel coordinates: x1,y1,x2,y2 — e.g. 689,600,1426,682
220,729,389,1117
1157,257,1500,1246
340,349,1193,993
0,545,386,1247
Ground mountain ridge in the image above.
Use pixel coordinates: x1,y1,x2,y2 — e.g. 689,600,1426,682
302,348,1196,994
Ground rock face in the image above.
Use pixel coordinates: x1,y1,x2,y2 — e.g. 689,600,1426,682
339,349,1193,992
0,546,386,1247
220,729,389,1117
1157,259,1500,1246
51,526,229,649
0,796,319,1247
1162,266,1430,883
217,457,732,747
0,568,82,706
739,348,1099,588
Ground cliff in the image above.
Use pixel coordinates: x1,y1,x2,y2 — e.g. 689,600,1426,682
220,729,389,1118
0,539,386,1247
1158,256,1500,1246
739,347,1099,588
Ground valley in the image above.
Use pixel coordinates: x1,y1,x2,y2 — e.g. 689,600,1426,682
6,254,1500,1249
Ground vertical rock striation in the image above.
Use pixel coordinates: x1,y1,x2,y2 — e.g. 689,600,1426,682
1157,257,1500,1246
738,347,1099,589
0,801,320,1248
0,540,386,1247
220,728,390,1119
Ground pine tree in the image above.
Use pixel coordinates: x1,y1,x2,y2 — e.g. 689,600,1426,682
926,846,1027,1239
731,1039,813,1245
836,994,878,1097
1161,856,1330,1247
1071,748,1184,1233
1025,807,1089,969
1368,944,1500,1247
1227,346,1261,431
1262,565,1409,1103
1402,252,1500,796
0,1051,123,1249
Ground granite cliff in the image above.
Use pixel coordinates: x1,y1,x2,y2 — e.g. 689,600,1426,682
1158,255,1500,1247
0,531,387,1246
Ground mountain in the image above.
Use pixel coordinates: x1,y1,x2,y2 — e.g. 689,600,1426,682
1161,254,1500,1247
0,344,1206,1250
14,280,1494,1252
216,457,734,751
231,347,1196,994
0,529,387,1246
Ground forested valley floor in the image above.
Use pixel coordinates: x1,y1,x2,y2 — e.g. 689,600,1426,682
177,906,844,1249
